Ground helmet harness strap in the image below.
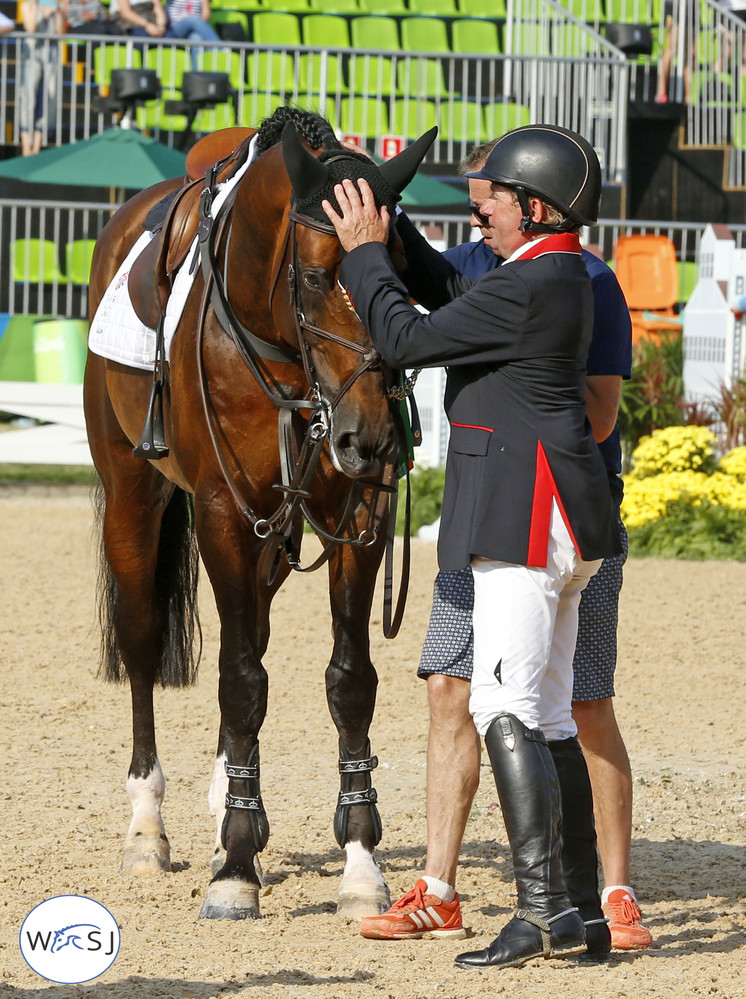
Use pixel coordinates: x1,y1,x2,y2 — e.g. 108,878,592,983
515,185,577,235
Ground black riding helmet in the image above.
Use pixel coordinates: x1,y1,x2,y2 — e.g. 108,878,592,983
465,124,602,234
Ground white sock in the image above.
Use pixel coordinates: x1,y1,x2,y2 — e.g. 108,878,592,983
602,884,637,906
423,876,455,903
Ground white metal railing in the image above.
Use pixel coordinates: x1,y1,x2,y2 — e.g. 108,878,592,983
4,197,746,319
0,19,628,178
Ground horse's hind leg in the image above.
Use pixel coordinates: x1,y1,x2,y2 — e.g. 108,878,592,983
94,460,196,876
326,542,391,919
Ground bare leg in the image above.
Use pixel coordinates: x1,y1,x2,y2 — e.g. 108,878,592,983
423,675,480,887
572,697,632,888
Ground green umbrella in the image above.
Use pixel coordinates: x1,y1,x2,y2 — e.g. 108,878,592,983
0,128,187,191
397,170,461,209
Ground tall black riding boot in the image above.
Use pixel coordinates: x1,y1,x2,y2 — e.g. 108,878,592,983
455,714,585,970
549,737,611,958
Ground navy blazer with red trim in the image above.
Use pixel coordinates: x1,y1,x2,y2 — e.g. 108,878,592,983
339,233,622,571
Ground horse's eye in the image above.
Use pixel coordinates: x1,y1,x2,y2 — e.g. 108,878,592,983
303,269,324,291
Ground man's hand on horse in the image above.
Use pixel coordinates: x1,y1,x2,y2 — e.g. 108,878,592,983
323,178,391,254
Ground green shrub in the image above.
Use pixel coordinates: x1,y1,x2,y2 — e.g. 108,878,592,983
627,502,746,560
395,464,445,536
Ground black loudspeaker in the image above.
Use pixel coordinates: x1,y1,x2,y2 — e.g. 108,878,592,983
605,22,654,56
182,71,230,105
110,68,159,102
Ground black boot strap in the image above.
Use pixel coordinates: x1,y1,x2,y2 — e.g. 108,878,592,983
225,762,259,779
339,755,378,774
515,906,578,956
338,787,378,807
225,792,263,811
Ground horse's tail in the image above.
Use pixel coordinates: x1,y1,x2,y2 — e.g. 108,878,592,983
94,479,202,687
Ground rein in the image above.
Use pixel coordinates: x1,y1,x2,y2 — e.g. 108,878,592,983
194,164,414,636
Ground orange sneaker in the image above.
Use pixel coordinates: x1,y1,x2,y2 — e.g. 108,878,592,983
360,880,467,940
602,888,653,950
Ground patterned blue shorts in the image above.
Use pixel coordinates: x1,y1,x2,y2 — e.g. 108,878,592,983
417,518,629,702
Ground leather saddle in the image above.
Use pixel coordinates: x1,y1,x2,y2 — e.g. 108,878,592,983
127,126,257,332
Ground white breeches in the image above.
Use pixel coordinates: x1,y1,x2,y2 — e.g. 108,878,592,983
469,503,602,741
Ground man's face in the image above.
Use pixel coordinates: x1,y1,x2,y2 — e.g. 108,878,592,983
467,177,493,245
479,183,531,259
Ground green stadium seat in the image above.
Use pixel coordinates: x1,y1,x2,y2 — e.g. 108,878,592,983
211,0,262,10
309,0,359,11
561,0,603,22
193,101,236,134
509,18,552,56
391,98,438,139
350,15,401,50
338,95,389,136
396,57,448,98
605,0,653,22
400,16,450,53
451,17,501,54
458,0,506,16
302,13,351,47
262,0,311,10
298,52,348,94
691,70,732,105
238,91,287,127
677,260,698,304
247,51,297,91
11,239,66,285
357,0,406,13
251,11,302,45
137,89,188,133
408,0,458,15
209,10,250,41
145,46,190,90
439,98,484,142
65,240,98,285
197,47,245,89
348,54,399,95
483,100,530,136
93,43,142,90
552,23,600,57
293,93,339,127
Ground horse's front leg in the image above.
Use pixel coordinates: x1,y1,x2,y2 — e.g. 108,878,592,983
196,503,282,919
326,537,391,920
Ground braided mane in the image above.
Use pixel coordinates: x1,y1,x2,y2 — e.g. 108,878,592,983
255,106,340,157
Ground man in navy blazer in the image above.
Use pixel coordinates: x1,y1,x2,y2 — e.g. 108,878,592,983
324,124,621,971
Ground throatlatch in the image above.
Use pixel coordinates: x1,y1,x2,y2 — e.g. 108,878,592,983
223,743,270,852
333,739,382,848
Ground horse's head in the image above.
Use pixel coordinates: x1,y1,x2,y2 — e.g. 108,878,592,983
273,115,436,479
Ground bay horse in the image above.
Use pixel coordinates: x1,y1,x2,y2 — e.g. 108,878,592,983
83,108,436,921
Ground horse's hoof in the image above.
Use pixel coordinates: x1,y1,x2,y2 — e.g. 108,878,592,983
120,833,170,875
199,879,261,920
336,884,391,920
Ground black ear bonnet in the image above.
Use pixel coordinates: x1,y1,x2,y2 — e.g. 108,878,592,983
294,149,399,222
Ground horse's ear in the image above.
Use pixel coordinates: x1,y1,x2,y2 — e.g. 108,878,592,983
281,122,330,201
379,126,438,195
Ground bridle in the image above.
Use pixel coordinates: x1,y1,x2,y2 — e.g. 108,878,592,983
193,159,415,635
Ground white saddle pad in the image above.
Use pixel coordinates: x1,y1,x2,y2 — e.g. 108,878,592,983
88,136,257,371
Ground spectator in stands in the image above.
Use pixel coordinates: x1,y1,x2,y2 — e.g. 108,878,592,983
19,0,63,156
110,0,171,37
655,0,693,103
166,0,218,45
60,0,119,34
